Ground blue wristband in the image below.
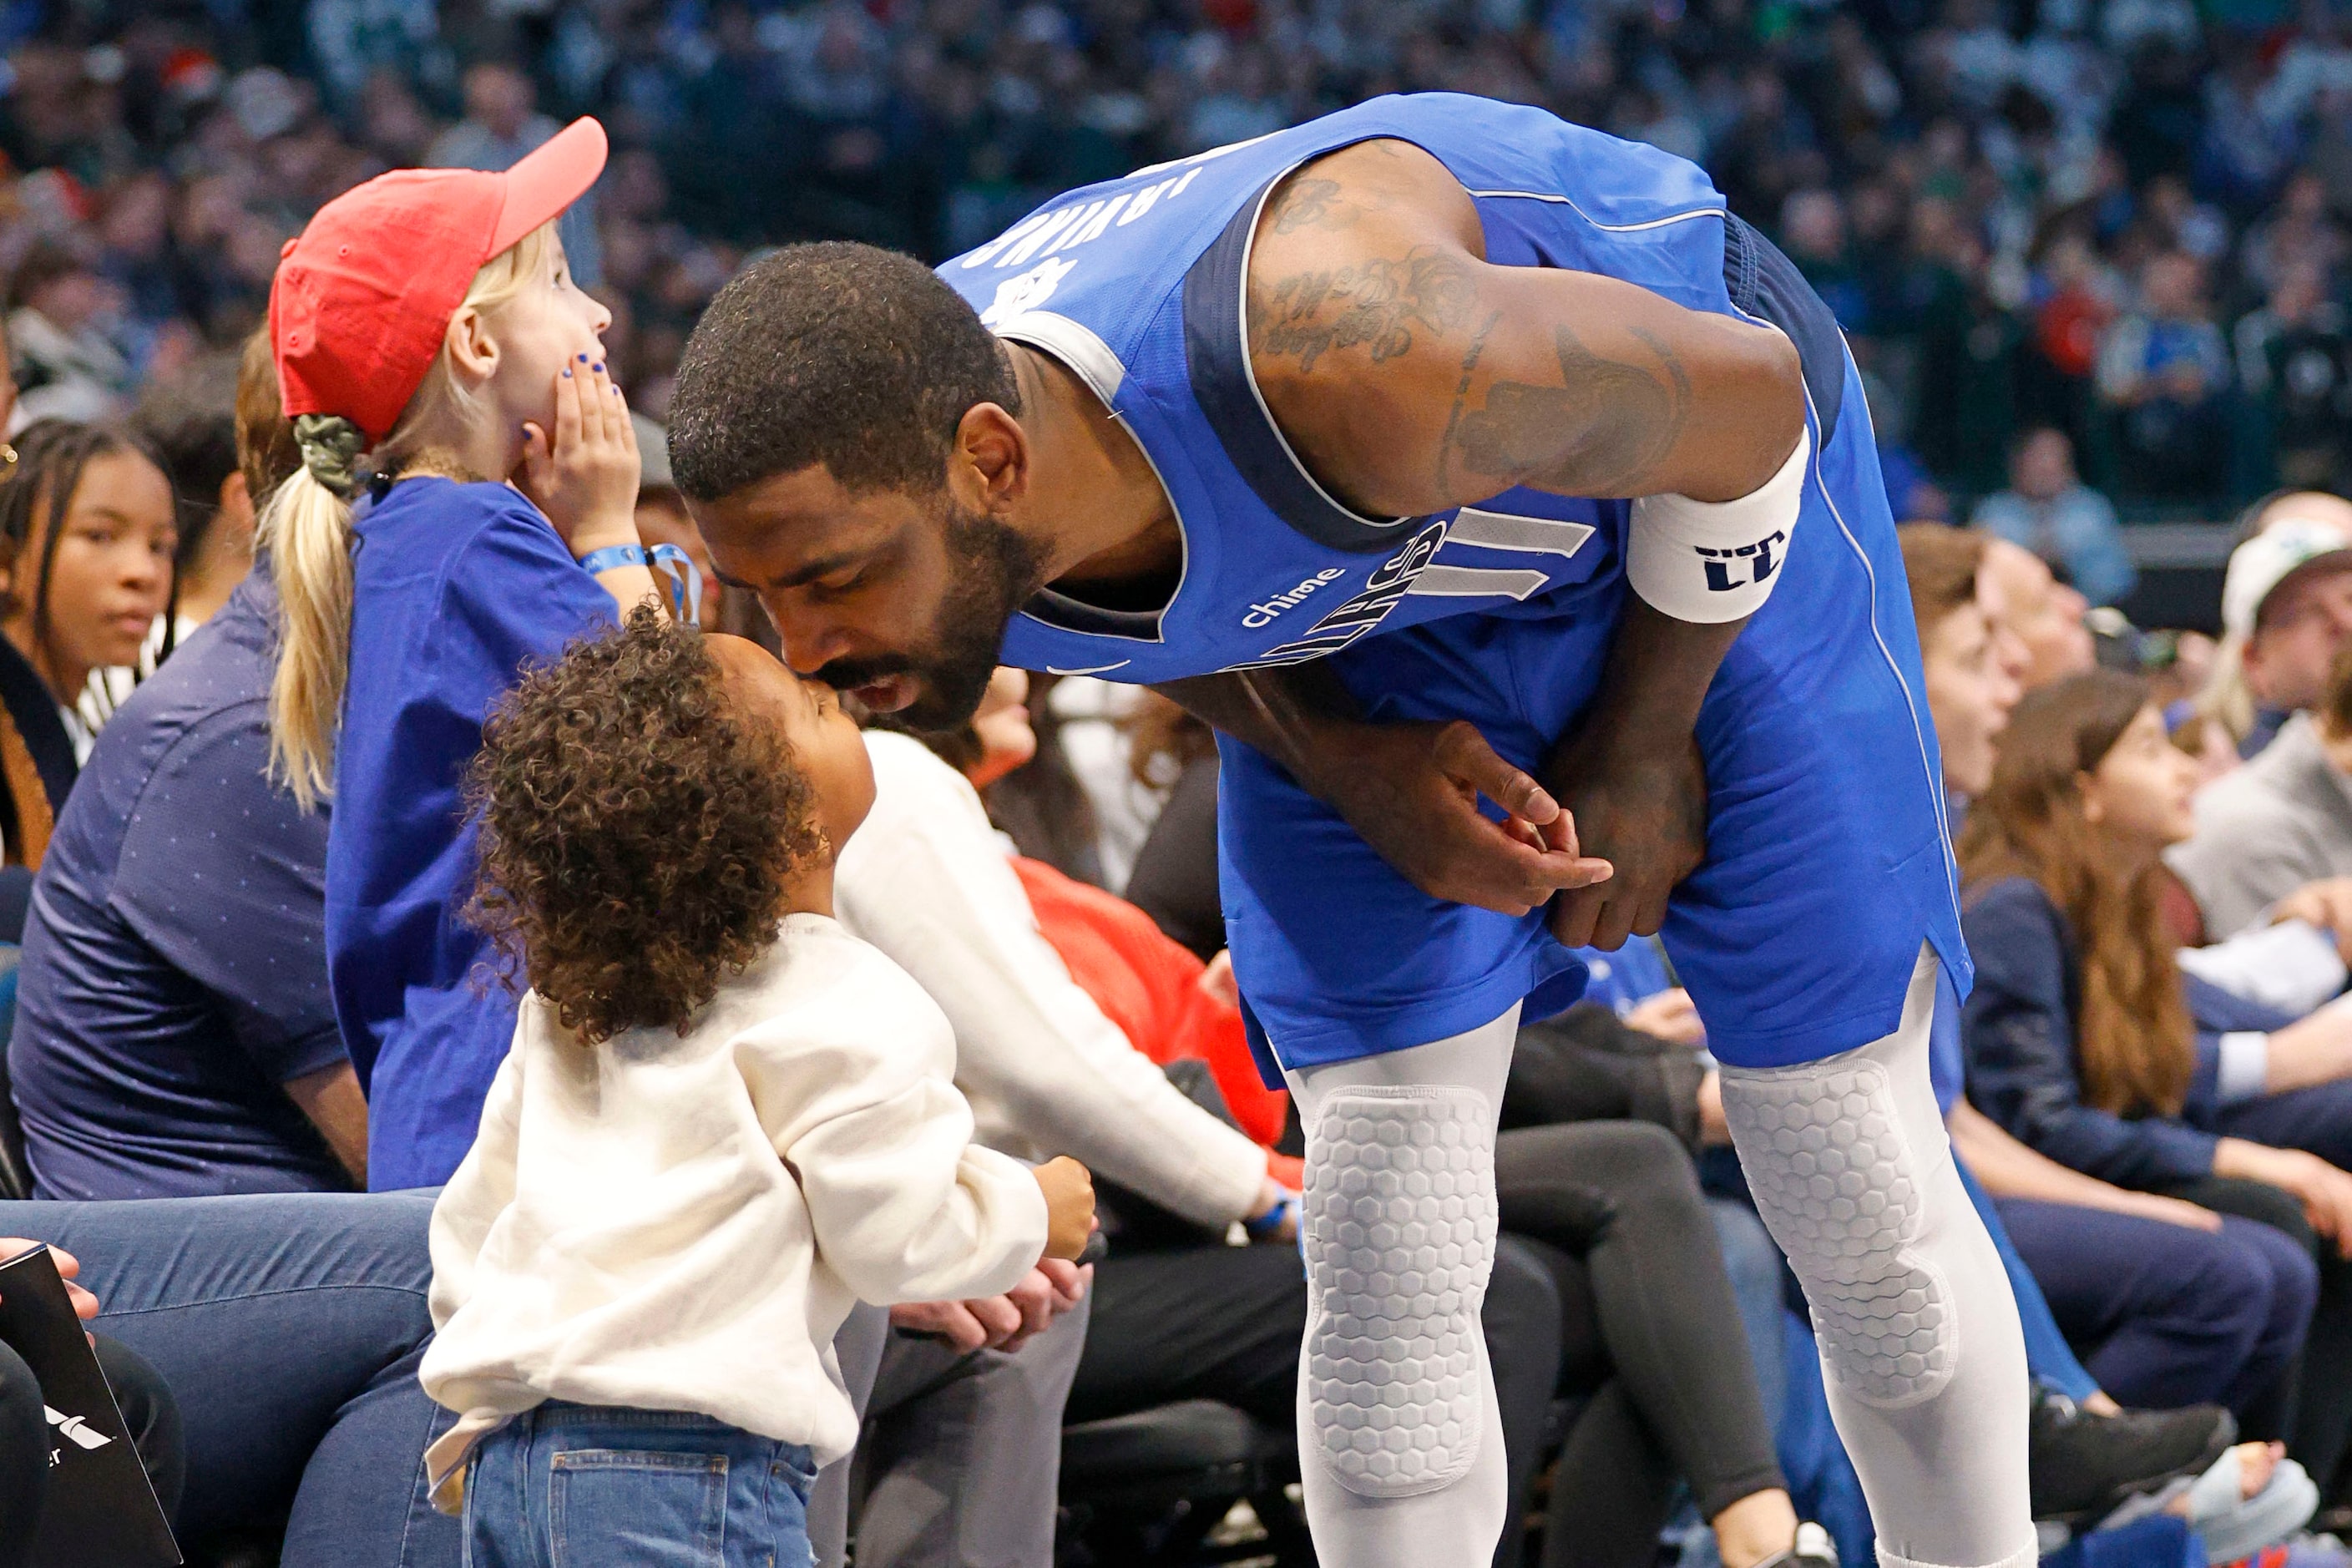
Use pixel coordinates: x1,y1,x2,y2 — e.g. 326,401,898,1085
577,544,650,575
648,542,706,625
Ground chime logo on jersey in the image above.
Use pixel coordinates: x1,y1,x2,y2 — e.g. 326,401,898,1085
1243,520,1449,665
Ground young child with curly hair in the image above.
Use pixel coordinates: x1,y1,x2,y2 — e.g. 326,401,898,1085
418,608,1095,1565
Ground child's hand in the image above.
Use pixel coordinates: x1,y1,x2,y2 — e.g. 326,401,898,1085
1034,1156,1096,1262
518,356,641,556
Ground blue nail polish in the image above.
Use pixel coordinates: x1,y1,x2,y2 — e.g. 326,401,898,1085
562,367,572,377
591,362,604,374
576,353,589,362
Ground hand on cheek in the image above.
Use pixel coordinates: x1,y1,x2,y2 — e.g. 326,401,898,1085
518,355,643,555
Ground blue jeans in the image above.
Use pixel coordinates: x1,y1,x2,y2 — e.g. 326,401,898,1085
463,1404,815,1568
0,1191,457,1565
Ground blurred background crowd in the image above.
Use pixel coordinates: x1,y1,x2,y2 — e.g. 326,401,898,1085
8,0,2352,604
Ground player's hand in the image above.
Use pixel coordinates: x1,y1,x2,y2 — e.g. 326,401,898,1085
1304,718,1613,916
1541,726,1707,950
0,1239,99,1320
518,355,642,556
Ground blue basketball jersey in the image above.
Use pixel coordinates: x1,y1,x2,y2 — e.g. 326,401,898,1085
936,92,1846,682
940,93,1969,1076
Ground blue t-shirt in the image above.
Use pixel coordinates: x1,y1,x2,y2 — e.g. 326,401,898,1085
9,564,350,1198
326,478,615,1191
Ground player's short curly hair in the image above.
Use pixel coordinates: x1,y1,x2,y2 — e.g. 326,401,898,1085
666,241,1019,502
467,606,827,1044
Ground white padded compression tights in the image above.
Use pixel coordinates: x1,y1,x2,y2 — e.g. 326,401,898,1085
1284,1011,1518,1568
1720,948,2036,1568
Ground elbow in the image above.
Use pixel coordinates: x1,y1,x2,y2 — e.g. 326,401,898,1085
1739,322,1806,478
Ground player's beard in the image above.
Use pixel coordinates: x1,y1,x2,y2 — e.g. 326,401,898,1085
817,498,1045,735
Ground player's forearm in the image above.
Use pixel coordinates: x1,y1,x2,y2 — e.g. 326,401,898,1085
1566,599,1743,756
1153,665,1360,789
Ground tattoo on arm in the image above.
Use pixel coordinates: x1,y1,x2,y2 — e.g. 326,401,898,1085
1449,321,1695,497
1270,178,1345,235
1436,310,1504,492
1250,246,1478,373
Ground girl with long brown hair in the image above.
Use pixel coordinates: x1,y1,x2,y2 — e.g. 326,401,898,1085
1961,669,2352,1498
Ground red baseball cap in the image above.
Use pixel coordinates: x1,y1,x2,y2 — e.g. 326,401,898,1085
271,116,608,444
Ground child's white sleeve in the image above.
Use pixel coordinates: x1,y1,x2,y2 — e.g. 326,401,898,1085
425,1044,528,1332
748,971,1050,1306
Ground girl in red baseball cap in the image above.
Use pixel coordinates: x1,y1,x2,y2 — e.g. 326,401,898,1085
260,121,674,1197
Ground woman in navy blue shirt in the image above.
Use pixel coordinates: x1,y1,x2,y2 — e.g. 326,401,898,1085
260,121,666,1191
1961,669,2352,1500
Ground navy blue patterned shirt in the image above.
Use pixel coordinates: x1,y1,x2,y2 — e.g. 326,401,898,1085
9,561,351,1198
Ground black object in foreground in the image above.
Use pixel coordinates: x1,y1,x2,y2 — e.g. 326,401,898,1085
0,1245,180,1566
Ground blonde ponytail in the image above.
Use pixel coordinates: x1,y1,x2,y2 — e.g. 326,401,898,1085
260,221,561,812
260,459,357,811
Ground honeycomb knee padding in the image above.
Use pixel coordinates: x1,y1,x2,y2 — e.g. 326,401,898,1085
1301,1085,1497,1499
1722,1060,1957,1409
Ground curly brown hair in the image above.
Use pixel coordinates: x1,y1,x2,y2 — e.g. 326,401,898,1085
467,605,827,1044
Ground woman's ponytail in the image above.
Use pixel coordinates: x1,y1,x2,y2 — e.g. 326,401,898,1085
262,413,365,811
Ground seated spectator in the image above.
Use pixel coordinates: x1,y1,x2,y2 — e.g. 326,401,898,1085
2096,250,2233,502
0,414,177,760
1904,525,2313,1439
2172,644,2352,939
830,677,1285,1568
2233,261,2352,494
2203,496,2352,760
0,1191,454,1565
1971,427,2135,609
131,349,260,650
427,612,1086,1555
1902,523,2024,818
7,329,362,1201
4,243,131,428
1961,670,2352,1500
862,675,1847,1568
0,412,176,941
1978,534,2096,693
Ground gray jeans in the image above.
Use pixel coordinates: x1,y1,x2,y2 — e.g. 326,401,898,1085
812,1297,1090,1568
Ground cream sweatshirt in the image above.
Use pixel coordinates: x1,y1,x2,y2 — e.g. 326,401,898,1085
418,915,1048,1505
837,731,1270,1228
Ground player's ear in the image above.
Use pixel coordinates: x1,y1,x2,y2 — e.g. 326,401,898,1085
953,402,1029,514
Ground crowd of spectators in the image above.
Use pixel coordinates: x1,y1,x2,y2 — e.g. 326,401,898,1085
13,1,2352,1565
8,0,2352,545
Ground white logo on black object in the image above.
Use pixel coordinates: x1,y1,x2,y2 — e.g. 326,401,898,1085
1242,568,1346,628
1242,521,1449,665
45,1405,111,1451
1697,529,1787,593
